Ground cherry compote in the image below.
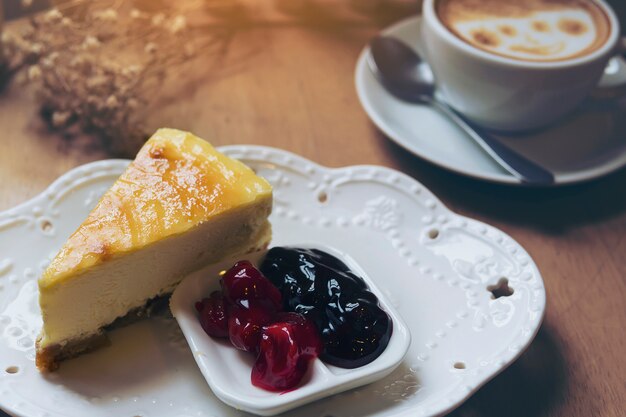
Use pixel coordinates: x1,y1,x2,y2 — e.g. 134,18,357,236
228,301,274,352
260,247,392,369
222,260,282,311
196,261,321,391
252,312,322,391
195,291,229,338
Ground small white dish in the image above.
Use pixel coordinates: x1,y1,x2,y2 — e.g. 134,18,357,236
355,16,626,186
0,146,546,417
170,246,411,416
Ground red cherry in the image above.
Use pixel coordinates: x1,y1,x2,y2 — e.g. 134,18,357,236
221,261,282,310
273,312,322,357
196,291,229,338
228,302,274,352
252,314,321,391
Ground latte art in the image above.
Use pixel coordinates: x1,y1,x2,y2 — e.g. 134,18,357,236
437,0,610,62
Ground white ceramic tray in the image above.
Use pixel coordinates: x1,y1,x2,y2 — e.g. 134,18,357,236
0,146,546,417
170,246,411,416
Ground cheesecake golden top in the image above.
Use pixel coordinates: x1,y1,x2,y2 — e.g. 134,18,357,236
40,128,272,290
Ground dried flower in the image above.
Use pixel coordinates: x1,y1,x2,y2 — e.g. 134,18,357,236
27,65,42,81
122,65,142,77
39,57,53,68
29,43,44,55
105,95,119,108
51,111,72,127
82,36,101,49
151,13,166,27
86,75,108,89
43,9,64,23
169,16,187,34
144,42,157,54
130,9,141,19
1,0,233,156
93,9,118,21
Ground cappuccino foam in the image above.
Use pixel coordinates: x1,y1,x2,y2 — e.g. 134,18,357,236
436,0,610,62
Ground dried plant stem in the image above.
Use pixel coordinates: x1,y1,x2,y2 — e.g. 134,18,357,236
0,1,226,156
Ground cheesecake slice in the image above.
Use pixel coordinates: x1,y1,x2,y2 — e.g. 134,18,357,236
36,128,273,371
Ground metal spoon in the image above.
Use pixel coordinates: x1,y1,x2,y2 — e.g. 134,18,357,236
368,36,555,185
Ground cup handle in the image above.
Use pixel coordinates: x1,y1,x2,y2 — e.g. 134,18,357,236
594,37,626,98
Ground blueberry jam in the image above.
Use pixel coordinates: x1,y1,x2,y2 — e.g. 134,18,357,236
260,247,392,369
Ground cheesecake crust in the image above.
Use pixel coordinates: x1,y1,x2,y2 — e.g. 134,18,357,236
35,294,170,372
36,332,108,372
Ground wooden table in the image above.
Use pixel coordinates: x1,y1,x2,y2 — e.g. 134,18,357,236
1,1,624,416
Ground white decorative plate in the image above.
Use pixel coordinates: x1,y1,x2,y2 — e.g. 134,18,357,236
0,146,546,417
355,16,626,186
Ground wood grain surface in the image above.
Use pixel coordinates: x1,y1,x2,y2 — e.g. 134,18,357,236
1,1,624,416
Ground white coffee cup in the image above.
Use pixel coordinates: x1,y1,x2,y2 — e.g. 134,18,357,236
421,0,626,132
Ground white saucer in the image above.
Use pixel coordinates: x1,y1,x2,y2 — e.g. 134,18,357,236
355,16,626,186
